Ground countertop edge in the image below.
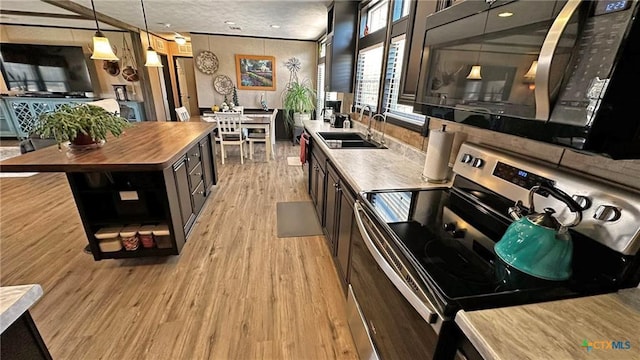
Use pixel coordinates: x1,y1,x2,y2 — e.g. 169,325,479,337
0,284,44,333
455,310,501,360
302,120,452,193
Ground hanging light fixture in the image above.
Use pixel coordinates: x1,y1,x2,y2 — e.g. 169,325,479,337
90,0,119,60
174,33,187,45
523,60,538,81
140,0,163,67
523,60,538,90
466,65,483,80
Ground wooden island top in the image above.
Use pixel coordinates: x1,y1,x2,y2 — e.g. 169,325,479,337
0,121,216,172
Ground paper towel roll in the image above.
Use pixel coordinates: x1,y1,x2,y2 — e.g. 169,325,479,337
422,126,454,183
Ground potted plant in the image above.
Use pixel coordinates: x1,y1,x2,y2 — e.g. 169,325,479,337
34,103,132,150
282,79,316,131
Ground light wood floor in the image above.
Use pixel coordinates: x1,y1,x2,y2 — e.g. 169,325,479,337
0,142,357,360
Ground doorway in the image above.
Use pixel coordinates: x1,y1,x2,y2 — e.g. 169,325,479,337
159,54,177,121
174,57,199,118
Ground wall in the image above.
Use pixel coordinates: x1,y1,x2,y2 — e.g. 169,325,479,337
190,34,317,111
0,24,143,102
352,113,640,191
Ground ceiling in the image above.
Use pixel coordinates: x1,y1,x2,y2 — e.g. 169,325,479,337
0,0,332,41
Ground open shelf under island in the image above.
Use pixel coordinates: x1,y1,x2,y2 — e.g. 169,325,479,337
0,122,218,260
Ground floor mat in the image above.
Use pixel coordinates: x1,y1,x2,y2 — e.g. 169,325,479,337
287,156,301,166
276,201,323,238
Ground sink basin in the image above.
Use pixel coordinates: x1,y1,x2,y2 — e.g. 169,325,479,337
317,132,367,141
317,132,387,149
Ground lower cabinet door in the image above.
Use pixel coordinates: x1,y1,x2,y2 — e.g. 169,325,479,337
173,158,195,231
199,137,215,191
191,180,206,215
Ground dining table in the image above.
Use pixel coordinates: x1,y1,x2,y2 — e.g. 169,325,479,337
201,109,278,161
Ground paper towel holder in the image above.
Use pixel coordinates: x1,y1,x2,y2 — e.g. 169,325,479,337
421,124,454,183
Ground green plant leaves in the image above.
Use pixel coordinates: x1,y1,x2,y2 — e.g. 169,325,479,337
282,79,316,132
33,103,133,148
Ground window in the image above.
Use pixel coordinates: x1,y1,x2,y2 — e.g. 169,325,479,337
361,0,389,37
319,41,326,58
317,63,325,118
392,0,411,21
354,44,384,112
382,35,425,124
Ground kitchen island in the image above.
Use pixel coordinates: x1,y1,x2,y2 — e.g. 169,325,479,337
0,122,217,260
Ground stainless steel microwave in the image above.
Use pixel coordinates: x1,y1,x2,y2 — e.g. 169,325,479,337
415,0,640,159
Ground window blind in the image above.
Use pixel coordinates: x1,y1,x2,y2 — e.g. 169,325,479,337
354,44,384,112
317,63,325,118
382,36,426,124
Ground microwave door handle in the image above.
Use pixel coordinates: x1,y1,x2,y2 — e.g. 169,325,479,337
535,0,583,120
354,202,439,324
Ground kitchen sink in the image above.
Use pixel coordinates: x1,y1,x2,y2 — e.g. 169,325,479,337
317,132,387,149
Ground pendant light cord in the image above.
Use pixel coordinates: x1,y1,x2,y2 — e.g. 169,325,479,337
140,0,152,46
90,0,101,33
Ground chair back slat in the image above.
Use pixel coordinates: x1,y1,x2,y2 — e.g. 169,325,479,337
175,107,190,121
214,112,242,136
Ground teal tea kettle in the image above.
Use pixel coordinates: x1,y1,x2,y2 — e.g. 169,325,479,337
494,185,583,281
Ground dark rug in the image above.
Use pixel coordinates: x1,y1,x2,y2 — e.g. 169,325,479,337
276,201,323,238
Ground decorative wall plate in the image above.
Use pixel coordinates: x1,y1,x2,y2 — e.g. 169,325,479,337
213,75,234,95
196,51,219,75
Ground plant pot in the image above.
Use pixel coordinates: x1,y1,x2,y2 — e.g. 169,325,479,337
69,132,103,151
293,112,311,127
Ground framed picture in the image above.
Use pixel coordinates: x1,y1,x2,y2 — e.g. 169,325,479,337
113,85,128,101
235,54,276,91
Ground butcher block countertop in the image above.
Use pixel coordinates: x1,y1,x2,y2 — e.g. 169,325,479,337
303,120,451,192
455,288,640,360
0,122,215,172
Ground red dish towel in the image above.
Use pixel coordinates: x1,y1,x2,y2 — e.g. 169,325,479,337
299,133,309,164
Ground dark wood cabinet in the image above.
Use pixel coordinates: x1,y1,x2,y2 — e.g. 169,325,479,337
400,0,439,105
173,157,195,232
306,134,355,292
309,138,327,226
325,165,340,255
325,1,358,93
325,161,356,291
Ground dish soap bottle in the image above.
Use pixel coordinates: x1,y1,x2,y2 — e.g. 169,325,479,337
343,116,351,128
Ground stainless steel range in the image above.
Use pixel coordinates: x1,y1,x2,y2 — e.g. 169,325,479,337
347,142,640,359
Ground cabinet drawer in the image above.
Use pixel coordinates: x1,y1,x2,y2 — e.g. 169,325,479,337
186,144,201,172
191,180,206,214
189,162,203,189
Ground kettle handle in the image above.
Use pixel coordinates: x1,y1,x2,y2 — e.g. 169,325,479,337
529,184,583,227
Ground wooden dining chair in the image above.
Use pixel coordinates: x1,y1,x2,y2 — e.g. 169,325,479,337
248,129,267,160
175,107,190,122
214,112,246,164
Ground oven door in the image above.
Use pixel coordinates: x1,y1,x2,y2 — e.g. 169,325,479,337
347,201,444,359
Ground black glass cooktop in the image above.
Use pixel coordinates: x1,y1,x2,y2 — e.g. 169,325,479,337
365,177,635,314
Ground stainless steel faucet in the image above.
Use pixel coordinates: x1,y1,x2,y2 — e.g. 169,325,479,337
371,113,387,145
359,105,374,140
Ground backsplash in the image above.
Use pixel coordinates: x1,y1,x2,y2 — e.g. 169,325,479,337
353,113,640,191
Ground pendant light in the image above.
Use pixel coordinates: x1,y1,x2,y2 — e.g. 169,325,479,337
174,33,187,45
140,0,163,67
90,0,119,61
466,65,482,80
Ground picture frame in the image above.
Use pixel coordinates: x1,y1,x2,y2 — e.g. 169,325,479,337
235,54,276,91
112,85,128,101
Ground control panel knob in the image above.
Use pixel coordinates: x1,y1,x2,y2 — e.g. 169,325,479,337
452,229,467,239
461,153,474,164
472,158,485,168
571,195,592,210
593,205,621,222
443,222,456,231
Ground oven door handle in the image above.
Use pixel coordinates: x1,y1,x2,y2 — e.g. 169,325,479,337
354,202,439,324
535,0,582,120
